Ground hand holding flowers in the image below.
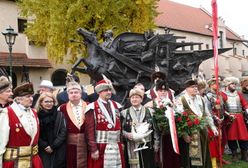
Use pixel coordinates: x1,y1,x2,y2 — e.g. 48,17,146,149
175,111,206,137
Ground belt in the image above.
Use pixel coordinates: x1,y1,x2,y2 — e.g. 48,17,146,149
96,130,120,143
4,145,38,160
67,133,86,146
229,112,242,114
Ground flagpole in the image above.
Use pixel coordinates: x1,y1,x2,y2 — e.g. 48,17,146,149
211,0,222,168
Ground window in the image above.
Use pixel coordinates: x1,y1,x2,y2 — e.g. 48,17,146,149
51,69,67,86
190,44,194,50
17,18,27,33
181,41,185,51
219,31,223,48
198,44,202,50
233,48,237,55
206,44,209,49
242,50,245,56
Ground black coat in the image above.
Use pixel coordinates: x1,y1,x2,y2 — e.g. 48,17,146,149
38,107,67,168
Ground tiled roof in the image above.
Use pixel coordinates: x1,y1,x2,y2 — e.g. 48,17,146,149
0,52,52,68
155,0,242,41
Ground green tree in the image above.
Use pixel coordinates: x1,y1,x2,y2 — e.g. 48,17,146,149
18,0,159,63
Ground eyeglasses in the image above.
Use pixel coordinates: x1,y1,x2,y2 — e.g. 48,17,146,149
43,100,54,104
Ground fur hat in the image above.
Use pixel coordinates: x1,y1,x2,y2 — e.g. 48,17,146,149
0,76,11,93
40,80,54,90
241,78,248,89
67,81,82,91
95,79,115,94
129,88,144,98
184,79,198,88
223,77,239,86
13,83,34,97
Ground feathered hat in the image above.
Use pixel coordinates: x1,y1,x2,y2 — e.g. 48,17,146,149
95,75,116,94
151,65,166,82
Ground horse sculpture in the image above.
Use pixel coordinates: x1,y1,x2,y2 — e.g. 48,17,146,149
72,28,231,103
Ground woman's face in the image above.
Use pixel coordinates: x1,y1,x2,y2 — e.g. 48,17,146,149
40,96,54,111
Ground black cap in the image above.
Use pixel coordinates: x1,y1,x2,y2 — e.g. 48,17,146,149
184,79,198,88
156,79,169,91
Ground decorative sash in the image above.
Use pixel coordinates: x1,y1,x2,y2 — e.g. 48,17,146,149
67,133,87,168
4,145,38,168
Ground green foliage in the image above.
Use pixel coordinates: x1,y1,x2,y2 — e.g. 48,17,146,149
17,0,159,63
223,154,248,168
153,106,169,134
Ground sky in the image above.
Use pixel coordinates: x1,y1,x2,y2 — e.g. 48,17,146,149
170,0,248,39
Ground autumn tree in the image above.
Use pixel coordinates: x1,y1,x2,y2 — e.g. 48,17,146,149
18,0,159,63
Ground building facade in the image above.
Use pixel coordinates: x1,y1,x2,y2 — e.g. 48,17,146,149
156,0,248,79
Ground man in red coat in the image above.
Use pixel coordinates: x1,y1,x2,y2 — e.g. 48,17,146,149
58,81,88,168
221,77,248,162
85,77,125,168
0,82,43,168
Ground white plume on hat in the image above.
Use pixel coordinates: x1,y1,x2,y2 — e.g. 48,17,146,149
223,77,239,86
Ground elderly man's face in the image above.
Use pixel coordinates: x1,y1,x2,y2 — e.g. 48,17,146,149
186,85,198,96
157,89,167,99
99,89,112,101
68,89,82,102
130,95,143,107
18,94,33,108
39,86,53,94
0,88,13,104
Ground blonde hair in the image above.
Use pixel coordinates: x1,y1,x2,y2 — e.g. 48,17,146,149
35,92,56,112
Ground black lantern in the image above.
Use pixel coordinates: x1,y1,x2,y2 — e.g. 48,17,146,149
2,26,18,81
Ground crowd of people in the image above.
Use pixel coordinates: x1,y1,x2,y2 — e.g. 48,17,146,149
0,71,248,168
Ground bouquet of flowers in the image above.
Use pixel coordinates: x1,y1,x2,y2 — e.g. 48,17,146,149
175,111,206,137
153,106,169,134
152,99,172,134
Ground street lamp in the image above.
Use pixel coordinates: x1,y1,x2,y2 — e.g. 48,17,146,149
2,26,18,81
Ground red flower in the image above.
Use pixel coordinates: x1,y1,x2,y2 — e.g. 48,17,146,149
176,117,182,122
187,121,193,127
194,118,200,125
182,111,188,116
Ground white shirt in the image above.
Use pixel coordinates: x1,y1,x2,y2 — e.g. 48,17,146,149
71,100,83,126
0,102,38,167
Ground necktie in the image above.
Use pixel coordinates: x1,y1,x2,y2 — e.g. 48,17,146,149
106,102,114,122
135,109,141,121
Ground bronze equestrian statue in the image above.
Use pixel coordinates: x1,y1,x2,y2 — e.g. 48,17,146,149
72,28,230,103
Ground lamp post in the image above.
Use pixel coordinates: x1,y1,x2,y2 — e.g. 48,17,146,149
2,26,18,81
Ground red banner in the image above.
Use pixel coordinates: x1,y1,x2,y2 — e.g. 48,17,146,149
211,0,222,167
